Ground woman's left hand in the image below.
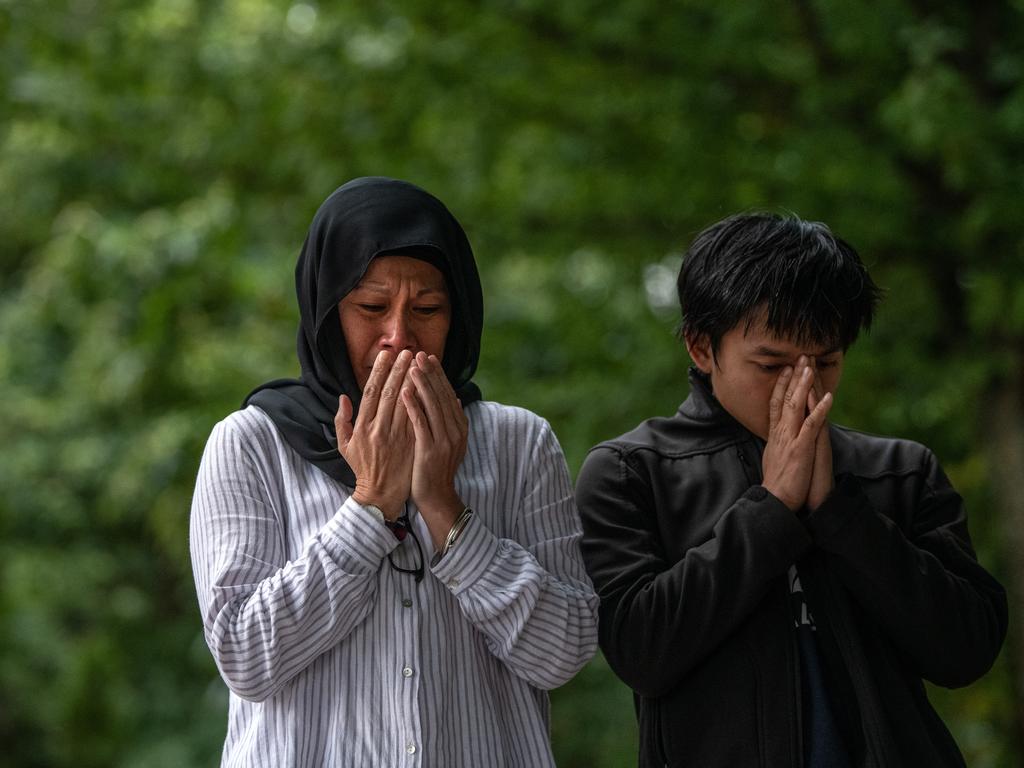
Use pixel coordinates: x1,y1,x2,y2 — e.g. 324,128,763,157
402,351,469,548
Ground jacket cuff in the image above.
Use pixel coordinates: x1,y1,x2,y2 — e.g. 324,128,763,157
802,473,868,544
745,485,814,558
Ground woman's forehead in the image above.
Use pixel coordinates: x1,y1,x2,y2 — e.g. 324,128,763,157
355,255,448,291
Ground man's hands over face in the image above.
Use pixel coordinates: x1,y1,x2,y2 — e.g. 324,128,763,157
805,374,834,512
761,357,834,512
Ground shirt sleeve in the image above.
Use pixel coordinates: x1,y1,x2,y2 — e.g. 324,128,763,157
575,444,813,698
803,453,1008,688
189,416,399,702
429,418,599,690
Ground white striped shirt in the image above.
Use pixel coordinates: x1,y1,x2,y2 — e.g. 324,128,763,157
190,401,599,767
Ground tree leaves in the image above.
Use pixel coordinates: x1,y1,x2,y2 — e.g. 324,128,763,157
2,1,1021,765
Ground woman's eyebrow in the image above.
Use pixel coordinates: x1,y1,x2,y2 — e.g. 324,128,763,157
353,281,447,297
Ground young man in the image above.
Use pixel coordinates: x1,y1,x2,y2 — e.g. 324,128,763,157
575,213,1007,768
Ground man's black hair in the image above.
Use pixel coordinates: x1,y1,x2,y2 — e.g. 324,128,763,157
677,212,882,356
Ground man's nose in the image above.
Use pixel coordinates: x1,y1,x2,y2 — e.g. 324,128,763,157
806,358,825,391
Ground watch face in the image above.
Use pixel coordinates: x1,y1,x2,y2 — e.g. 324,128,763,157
363,503,385,523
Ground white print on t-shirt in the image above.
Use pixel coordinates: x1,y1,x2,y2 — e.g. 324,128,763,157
789,564,817,630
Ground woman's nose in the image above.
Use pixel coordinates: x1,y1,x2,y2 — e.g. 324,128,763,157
380,311,414,351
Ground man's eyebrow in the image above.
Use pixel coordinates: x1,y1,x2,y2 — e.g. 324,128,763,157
751,346,790,358
750,345,841,357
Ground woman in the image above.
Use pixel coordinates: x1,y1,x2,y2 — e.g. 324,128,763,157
190,177,598,767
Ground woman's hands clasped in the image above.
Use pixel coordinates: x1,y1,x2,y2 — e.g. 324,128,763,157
336,349,416,520
403,352,469,547
335,349,468,546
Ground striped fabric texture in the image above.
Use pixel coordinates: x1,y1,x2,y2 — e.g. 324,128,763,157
190,401,599,767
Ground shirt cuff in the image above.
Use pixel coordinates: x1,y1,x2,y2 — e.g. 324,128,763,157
318,496,401,571
429,514,499,595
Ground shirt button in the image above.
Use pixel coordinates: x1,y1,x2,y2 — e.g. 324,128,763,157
406,743,416,755
401,598,413,608
447,578,460,588
402,666,414,678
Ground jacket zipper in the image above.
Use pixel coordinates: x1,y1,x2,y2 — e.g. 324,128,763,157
736,436,768,482
736,445,756,485
651,697,669,766
789,591,805,768
739,440,804,766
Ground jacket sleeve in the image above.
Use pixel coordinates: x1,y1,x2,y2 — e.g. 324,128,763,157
429,419,599,690
189,417,399,702
575,445,812,698
804,453,1008,688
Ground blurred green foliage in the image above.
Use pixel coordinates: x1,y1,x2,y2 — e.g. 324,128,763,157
1,1,1021,766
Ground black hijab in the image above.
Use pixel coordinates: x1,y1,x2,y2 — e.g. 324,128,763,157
244,177,484,485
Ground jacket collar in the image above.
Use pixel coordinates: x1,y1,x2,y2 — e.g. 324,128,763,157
679,365,763,442
679,365,727,422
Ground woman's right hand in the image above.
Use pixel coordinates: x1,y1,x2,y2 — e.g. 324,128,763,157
335,349,415,520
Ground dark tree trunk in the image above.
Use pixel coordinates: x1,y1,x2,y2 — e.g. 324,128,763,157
986,363,1024,753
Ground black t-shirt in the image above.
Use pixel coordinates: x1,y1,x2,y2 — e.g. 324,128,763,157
789,566,852,768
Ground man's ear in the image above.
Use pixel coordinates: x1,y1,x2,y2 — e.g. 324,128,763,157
685,333,714,373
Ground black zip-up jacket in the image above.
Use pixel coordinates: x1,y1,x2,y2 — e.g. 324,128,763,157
576,369,1007,768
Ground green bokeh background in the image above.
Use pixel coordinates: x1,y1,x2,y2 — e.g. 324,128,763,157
2,1,1022,766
